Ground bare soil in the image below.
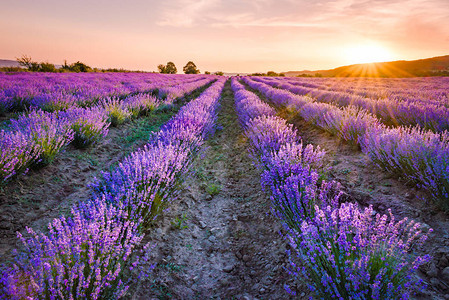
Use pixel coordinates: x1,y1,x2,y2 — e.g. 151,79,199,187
132,81,306,299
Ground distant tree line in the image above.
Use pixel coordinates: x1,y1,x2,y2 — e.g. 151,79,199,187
14,55,94,73
0,55,147,73
296,73,323,77
249,71,285,77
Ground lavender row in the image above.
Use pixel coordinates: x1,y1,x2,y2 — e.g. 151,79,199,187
0,78,226,299
252,76,449,132
0,73,214,113
157,77,215,102
231,77,432,299
284,76,449,107
0,92,162,184
242,77,449,208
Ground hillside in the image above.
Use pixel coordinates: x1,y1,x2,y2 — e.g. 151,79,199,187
0,59,21,68
285,55,449,77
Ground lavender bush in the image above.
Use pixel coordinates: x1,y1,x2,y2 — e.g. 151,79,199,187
231,79,276,126
320,105,383,147
61,107,110,149
9,110,74,167
245,115,300,163
287,203,432,299
260,142,336,228
101,98,132,127
31,92,80,112
361,126,449,208
0,130,41,184
0,197,144,299
123,93,159,118
90,142,192,229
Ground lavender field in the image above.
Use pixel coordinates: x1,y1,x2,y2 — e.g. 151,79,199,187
1,73,449,299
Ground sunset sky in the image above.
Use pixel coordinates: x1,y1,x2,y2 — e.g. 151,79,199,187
0,0,448,73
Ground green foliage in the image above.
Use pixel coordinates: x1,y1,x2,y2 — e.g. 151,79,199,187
39,62,57,72
171,213,188,229
249,71,284,77
183,61,200,74
16,55,36,70
15,56,93,73
108,108,130,126
214,71,224,76
157,64,166,73
16,55,57,72
206,183,221,196
122,108,178,146
62,60,92,72
102,99,132,127
0,67,26,72
165,62,177,74
204,71,211,75
157,62,177,74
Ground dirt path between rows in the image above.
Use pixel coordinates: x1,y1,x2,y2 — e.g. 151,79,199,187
135,81,305,299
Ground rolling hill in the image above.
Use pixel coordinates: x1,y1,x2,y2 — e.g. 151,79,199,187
0,59,21,68
285,55,449,77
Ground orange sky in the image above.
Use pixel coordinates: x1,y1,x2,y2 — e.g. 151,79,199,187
0,0,448,73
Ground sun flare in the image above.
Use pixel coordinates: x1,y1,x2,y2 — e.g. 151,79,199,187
342,44,395,65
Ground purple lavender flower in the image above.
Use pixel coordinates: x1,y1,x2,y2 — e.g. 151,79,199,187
90,141,193,229
361,125,449,208
1,197,144,299
245,115,300,164
100,97,132,127
9,110,74,167
123,93,160,118
287,203,432,299
0,130,41,183
60,106,110,148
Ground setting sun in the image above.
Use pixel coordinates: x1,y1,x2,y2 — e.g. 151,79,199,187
342,44,396,65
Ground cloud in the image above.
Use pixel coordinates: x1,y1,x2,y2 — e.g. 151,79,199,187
153,0,448,35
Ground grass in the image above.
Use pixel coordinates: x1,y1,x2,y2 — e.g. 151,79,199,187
159,262,186,273
122,110,176,146
206,183,221,196
122,80,217,149
150,281,173,300
171,213,189,230
341,168,351,175
70,151,99,166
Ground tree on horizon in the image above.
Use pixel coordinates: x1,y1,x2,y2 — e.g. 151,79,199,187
183,61,200,74
158,62,177,74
